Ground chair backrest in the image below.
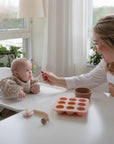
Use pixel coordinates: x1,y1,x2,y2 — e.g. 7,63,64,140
0,67,12,81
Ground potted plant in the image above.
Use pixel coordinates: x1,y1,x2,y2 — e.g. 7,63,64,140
0,44,26,67
88,45,102,66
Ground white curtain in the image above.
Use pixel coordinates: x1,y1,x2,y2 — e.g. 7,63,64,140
41,0,92,76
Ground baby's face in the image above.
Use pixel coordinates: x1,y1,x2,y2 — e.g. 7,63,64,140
16,61,32,82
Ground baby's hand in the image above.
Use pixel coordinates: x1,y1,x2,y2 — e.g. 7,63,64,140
19,90,26,99
30,85,40,94
30,87,38,94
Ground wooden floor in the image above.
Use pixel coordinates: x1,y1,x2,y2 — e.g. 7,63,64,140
0,108,17,120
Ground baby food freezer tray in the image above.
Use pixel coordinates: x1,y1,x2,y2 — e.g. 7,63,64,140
53,97,89,116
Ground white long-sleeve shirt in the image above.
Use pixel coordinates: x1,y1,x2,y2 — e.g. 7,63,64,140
65,60,114,89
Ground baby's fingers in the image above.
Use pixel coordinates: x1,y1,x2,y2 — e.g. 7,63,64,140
19,91,26,99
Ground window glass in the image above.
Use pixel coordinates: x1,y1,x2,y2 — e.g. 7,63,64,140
0,38,23,49
0,0,25,30
93,0,114,26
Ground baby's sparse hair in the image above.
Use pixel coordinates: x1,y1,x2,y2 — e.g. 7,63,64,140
11,58,31,74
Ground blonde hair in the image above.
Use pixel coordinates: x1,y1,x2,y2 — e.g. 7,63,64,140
11,58,31,74
93,14,114,48
106,62,114,74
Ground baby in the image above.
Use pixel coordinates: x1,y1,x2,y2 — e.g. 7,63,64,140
0,58,40,99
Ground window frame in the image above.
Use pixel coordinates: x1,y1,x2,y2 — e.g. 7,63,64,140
0,18,32,59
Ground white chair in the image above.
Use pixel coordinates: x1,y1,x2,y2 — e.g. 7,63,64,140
0,67,12,112
0,67,12,81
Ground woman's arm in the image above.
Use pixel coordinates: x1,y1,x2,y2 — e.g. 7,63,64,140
42,60,107,89
65,60,107,89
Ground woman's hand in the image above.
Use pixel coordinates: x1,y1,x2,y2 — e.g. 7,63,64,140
41,71,59,85
41,71,67,88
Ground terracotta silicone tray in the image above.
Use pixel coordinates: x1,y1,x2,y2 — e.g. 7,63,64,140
53,97,89,116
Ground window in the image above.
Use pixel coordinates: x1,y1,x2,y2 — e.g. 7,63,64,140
0,0,24,30
0,0,31,59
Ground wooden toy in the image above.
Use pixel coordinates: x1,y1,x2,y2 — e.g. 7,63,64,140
23,108,33,117
23,108,49,125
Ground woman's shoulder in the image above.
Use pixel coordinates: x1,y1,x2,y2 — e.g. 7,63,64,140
99,59,106,67
93,59,106,72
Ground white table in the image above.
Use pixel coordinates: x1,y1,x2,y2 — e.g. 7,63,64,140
0,83,114,144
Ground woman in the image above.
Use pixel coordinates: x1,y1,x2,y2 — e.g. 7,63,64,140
42,15,114,96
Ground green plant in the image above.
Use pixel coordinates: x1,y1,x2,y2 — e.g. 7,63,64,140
0,44,26,67
88,45,102,66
